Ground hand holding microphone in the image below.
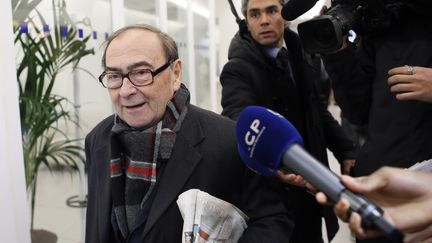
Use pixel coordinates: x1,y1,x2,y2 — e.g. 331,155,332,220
317,168,432,242
235,106,404,242
275,170,309,188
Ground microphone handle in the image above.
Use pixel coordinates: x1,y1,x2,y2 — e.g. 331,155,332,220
282,144,345,201
341,190,404,242
282,144,403,242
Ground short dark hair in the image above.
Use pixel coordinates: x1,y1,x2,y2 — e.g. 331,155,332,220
241,0,286,20
101,24,179,69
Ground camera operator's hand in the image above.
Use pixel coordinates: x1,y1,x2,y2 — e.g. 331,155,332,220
319,5,328,15
388,66,432,103
341,159,355,175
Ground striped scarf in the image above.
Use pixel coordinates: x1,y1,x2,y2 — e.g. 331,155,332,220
110,84,190,239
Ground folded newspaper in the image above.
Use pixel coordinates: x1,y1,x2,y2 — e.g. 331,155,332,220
409,158,432,172
176,189,249,243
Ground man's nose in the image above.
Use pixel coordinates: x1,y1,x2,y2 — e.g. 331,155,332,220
259,13,270,24
119,77,137,96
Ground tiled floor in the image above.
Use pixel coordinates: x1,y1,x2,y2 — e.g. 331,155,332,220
34,104,355,243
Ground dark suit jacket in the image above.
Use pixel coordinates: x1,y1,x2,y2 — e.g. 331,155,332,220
85,105,293,243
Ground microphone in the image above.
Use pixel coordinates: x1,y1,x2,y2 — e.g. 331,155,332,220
281,0,319,21
236,106,404,242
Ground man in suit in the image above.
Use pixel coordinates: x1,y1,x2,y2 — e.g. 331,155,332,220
220,0,356,242
85,24,292,243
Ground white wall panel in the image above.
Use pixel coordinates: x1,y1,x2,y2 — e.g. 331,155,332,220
0,1,31,242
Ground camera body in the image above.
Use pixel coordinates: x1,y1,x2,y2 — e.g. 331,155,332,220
298,0,403,54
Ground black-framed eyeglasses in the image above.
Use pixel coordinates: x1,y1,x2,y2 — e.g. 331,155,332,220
98,60,173,89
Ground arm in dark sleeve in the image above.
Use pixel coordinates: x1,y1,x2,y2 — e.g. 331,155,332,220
84,134,98,243
323,39,376,125
239,171,293,242
307,62,357,163
220,58,258,120
319,100,357,162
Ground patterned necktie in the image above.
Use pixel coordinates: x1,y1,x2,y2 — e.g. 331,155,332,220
276,47,290,70
276,47,296,86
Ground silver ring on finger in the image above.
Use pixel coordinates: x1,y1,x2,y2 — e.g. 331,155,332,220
406,65,414,75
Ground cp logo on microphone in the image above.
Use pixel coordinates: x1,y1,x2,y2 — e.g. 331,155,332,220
244,119,266,158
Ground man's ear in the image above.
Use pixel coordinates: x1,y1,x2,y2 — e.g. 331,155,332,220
172,59,182,90
172,59,182,80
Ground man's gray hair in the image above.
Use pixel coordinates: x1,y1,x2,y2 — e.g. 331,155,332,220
241,0,286,19
101,24,179,68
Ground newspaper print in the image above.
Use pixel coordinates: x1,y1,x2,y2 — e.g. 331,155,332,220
177,189,249,243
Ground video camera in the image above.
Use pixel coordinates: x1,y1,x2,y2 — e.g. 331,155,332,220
297,0,404,54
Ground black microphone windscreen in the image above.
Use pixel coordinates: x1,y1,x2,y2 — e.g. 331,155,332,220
281,0,319,21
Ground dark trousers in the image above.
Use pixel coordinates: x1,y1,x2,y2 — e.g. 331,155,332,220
284,187,326,243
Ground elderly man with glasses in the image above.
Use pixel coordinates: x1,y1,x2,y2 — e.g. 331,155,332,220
85,24,292,243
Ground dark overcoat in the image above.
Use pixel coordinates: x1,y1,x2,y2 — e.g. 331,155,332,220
85,105,293,243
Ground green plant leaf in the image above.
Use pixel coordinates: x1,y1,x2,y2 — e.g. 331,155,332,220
14,0,95,229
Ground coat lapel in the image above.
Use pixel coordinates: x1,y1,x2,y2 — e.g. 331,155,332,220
142,108,204,237
94,143,114,242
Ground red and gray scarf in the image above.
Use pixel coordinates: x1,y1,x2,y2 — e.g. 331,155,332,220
109,84,190,239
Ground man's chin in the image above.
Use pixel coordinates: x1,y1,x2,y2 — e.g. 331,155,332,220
122,116,152,130
257,39,278,47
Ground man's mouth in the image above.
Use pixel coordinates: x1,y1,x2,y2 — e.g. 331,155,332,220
260,30,273,36
124,102,145,109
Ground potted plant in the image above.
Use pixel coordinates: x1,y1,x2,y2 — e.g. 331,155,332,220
12,0,94,241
